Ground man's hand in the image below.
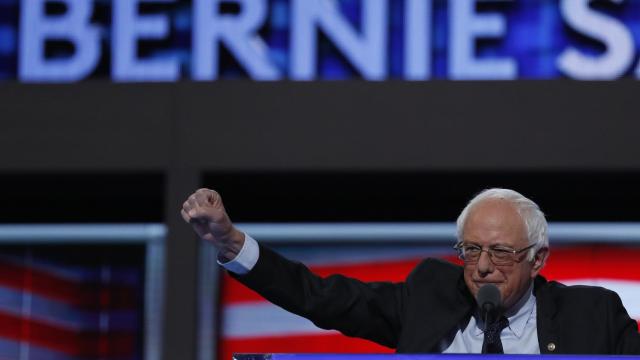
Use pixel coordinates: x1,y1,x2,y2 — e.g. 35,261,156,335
181,188,245,261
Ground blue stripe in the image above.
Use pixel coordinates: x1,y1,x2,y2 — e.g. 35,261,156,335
0,286,139,331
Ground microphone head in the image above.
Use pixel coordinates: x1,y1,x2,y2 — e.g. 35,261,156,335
477,284,501,312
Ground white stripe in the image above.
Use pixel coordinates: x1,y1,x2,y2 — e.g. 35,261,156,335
0,222,640,243
236,223,455,242
0,224,165,243
561,279,640,319
279,246,451,267
223,302,337,338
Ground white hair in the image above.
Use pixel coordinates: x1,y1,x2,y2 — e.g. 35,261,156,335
455,188,548,261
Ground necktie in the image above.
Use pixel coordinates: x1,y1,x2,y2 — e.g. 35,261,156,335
482,316,509,354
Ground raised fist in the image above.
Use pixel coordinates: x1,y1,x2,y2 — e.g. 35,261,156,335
181,188,244,259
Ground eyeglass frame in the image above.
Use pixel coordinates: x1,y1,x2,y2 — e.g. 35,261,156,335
453,242,537,265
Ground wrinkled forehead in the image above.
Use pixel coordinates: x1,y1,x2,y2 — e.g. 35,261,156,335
461,198,528,245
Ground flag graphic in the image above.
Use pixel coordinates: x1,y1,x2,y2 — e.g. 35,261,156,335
0,246,145,360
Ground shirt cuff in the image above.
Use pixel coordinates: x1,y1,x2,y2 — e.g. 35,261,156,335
217,233,259,274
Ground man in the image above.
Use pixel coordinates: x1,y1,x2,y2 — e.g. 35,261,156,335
182,187,640,354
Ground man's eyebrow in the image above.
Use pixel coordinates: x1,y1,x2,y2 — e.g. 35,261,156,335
462,241,514,248
489,243,516,249
461,241,481,246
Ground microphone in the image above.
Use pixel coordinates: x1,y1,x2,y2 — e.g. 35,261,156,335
477,284,501,325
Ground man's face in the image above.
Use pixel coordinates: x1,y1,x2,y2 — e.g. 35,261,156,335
461,199,547,310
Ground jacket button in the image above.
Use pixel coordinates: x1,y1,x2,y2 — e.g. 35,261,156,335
547,343,556,352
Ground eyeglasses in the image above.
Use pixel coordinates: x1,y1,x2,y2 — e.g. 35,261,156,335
453,242,536,266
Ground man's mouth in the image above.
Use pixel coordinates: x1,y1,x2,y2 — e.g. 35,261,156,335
474,280,501,284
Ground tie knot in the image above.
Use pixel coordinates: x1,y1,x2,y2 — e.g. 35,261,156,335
486,316,509,334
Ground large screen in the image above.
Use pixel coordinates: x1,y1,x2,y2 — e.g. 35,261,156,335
0,224,166,360
3,0,640,81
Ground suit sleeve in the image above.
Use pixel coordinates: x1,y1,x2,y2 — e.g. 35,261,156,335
608,290,640,354
229,243,406,348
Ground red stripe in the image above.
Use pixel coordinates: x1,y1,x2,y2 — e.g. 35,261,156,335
309,256,460,279
21,265,32,356
99,280,112,357
220,258,425,304
0,261,138,309
541,245,640,281
219,333,393,360
0,309,136,357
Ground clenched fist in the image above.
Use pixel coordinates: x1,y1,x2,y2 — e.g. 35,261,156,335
181,188,245,261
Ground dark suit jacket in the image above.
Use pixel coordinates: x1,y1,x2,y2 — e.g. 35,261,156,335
233,244,640,354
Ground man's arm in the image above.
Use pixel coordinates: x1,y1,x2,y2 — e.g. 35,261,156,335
181,188,405,348
230,242,405,348
609,289,640,354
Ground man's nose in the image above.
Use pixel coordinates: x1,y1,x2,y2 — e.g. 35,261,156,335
476,250,494,275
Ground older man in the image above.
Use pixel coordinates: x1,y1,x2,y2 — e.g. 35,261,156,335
182,188,640,354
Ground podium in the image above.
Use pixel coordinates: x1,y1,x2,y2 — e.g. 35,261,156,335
234,355,640,360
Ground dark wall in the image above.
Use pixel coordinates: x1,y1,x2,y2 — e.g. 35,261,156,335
3,81,640,221
1,81,639,172
204,171,640,223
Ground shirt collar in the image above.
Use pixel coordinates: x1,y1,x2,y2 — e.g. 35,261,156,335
473,284,536,339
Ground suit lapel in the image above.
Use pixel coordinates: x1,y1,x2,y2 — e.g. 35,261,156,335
535,276,559,354
421,271,475,352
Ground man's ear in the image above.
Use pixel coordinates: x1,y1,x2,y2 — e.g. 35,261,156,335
531,247,549,277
